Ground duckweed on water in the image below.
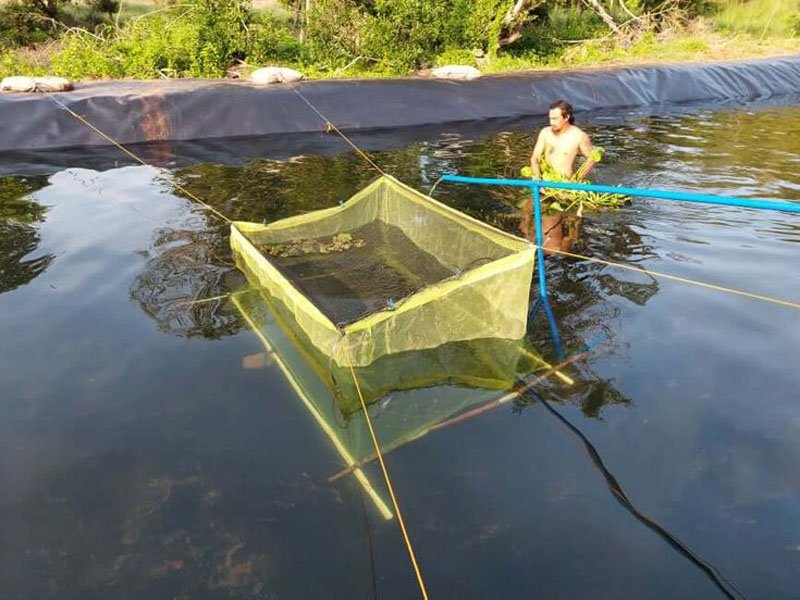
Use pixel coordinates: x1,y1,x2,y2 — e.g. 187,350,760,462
260,232,366,258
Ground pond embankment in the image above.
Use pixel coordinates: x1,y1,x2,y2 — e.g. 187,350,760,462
1,55,798,154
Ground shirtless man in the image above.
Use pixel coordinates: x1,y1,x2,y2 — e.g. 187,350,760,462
531,100,595,179
519,100,593,246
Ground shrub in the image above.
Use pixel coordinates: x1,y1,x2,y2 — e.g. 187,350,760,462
0,48,34,78
304,0,365,68
116,13,200,78
360,0,545,69
0,1,59,47
504,5,603,62
248,12,303,65
189,0,252,76
790,12,800,36
47,0,264,79
629,0,712,17
360,0,465,70
49,28,123,78
435,47,477,67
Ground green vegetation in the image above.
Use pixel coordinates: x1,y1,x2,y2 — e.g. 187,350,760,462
261,233,367,258
0,0,798,80
712,0,800,37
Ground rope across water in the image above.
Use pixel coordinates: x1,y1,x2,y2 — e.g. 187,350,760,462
48,86,431,599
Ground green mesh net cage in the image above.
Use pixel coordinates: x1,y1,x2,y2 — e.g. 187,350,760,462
230,175,536,367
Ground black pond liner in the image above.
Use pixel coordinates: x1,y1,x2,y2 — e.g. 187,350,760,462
0,56,798,175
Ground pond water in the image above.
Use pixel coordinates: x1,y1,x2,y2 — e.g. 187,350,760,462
1,97,799,599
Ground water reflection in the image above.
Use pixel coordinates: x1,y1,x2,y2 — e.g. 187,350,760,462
128,130,667,418
3,100,800,598
594,106,800,201
0,175,54,294
233,287,548,460
129,226,241,339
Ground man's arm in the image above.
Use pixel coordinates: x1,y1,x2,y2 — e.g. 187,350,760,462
576,132,595,179
530,129,546,178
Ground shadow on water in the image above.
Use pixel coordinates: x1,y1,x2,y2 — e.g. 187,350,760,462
0,176,55,294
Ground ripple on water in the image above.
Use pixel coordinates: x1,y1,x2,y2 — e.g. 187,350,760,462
1,99,800,598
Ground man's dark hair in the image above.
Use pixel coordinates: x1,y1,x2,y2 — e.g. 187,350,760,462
549,100,575,124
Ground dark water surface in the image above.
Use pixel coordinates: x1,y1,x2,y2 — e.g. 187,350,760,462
1,99,799,599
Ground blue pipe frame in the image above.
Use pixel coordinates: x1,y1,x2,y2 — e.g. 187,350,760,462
440,174,799,359
441,173,800,301
440,174,800,214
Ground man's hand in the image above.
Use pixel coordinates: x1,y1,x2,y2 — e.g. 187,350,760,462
576,132,596,180
530,159,541,179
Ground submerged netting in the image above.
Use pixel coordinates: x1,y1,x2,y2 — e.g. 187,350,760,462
261,220,457,325
231,175,536,367
232,288,548,461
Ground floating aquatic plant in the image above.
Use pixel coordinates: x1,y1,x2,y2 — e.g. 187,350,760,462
262,232,366,258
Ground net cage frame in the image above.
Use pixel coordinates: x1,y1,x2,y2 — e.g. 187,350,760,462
230,175,536,367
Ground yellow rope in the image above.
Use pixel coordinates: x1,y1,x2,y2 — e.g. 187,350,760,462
232,295,394,520
291,88,388,177
345,342,430,600
546,247,800,310
172,290,249,307
52,87,428,592
518,347,574,385
46,93,233,225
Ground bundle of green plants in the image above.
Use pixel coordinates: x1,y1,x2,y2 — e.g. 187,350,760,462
521,147,627,215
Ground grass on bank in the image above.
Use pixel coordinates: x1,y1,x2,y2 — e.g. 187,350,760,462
1,1,799,81
712,0,800,38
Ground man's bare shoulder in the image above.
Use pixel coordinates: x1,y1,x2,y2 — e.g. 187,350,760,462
568,125,589,138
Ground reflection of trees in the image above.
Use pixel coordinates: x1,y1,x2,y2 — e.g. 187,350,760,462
129,156,380,340
538,375,632,419
0,176,54,295
129,227,242,339
596,106,800,201
169,156,378,224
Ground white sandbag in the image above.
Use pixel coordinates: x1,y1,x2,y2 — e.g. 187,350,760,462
33,76,73,92
1,76,36,92
1,76,73,93
249,67,304,85
431,65,482,81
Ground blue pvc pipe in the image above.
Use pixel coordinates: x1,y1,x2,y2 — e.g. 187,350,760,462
440,174,800,214
541,298,566,362
531,185,548,299
528,296,566,361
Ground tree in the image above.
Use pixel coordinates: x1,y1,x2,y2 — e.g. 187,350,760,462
28,0,61,19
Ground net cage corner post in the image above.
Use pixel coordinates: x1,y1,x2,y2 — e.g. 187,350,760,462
437,174,552,302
